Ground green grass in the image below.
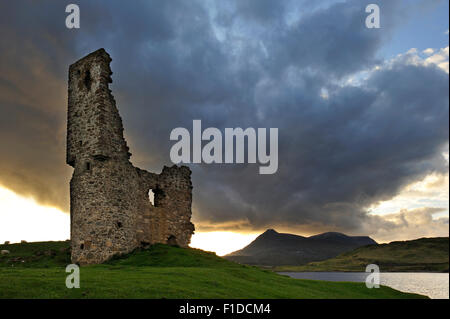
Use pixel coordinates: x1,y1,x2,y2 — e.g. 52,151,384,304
0,241,71,268
273,237,449,272
0,241,427,299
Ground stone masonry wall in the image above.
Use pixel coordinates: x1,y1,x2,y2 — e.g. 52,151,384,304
67,49,194,265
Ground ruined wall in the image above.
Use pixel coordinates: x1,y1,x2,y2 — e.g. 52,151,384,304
67,49,194,265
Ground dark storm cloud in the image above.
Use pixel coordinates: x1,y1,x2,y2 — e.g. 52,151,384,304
0,1,448,235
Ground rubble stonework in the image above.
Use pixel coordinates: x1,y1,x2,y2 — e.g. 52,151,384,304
67,49,195,265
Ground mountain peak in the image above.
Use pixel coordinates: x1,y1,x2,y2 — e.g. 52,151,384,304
257,229,279,240
226,229,377,265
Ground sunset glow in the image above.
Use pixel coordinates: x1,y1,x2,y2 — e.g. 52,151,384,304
190,231,260,256
0,185,70,243
0,185,259,254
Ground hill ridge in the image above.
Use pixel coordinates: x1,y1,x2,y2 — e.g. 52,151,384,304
225,229,377,266
275,236,449,272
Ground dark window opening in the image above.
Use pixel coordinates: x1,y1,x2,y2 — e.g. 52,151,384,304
83,69,92,90
80,244,84,250
153,187,165,207
167,235,178,246
79,141,83,147
86,162,91,171
116,221,123,228
140,241,150,247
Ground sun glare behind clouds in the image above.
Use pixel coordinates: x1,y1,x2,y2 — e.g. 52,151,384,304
190,231,260,256
0,185,70,243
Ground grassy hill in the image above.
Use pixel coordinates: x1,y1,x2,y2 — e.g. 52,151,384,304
274,237,449,272
0,241,426,298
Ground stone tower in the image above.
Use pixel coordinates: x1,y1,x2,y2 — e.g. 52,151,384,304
67,49,194,265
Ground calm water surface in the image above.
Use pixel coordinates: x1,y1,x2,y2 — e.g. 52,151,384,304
279,272,449,299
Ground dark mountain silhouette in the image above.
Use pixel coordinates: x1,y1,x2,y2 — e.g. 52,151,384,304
225,229,377,266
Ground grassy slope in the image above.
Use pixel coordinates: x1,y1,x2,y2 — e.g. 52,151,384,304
274,237,449,272
0,241,426,299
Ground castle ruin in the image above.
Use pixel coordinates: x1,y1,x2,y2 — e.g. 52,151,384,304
67,49,194,265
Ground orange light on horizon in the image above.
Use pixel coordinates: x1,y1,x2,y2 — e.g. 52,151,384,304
190,231,259,256
0,185,70,243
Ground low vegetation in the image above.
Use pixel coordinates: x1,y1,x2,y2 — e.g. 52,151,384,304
274,237,449,272
0,241,426,298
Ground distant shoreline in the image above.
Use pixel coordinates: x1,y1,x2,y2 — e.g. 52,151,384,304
232,236,449,273
269,264,449,273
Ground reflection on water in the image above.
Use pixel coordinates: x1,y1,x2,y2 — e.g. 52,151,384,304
279,272,449,299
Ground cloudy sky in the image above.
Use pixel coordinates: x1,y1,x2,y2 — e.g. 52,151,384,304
0,0,448,255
